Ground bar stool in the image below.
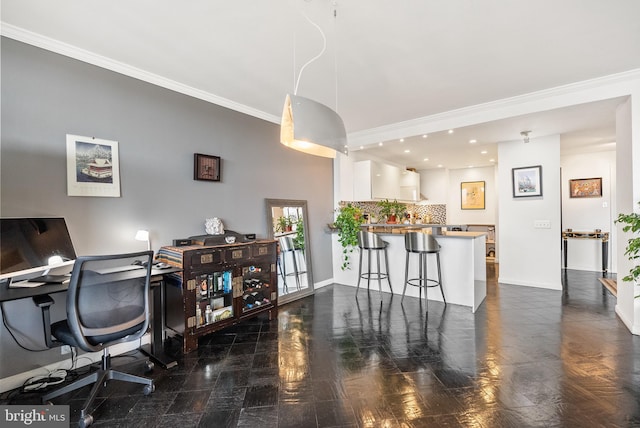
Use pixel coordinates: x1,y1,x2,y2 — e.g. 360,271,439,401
279,236,302,292
402,232,446,306
356,231,393,295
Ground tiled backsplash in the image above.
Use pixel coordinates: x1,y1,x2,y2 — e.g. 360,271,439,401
339,201,447,224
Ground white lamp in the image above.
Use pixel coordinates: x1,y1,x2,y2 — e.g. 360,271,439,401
279,6,347,158
135,229,151,251
280,94,347,158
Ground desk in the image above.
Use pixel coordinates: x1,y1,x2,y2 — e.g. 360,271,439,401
562,230,609,276
0,267,181,369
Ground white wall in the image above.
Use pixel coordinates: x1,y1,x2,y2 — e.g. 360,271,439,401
560,151,617,273
419,169,448,204
615,97,640,334
498,135,562,290
446,166,497,226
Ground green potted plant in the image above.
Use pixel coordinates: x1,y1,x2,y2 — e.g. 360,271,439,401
333,204,365,270
293,217,305,250
615,202,640,290
276,216,292,233
377,199,406,224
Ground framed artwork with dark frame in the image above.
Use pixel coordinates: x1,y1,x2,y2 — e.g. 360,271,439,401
194,153,220,182
461,181,485,210
512,165,542,198
569,177,602,198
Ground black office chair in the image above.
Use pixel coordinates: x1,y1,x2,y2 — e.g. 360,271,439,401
40,251,155,428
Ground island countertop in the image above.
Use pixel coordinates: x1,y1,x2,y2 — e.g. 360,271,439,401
361,225,486,239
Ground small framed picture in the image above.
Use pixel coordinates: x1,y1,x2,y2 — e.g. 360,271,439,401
194,153,221,182
569,177,602,198
461,181,485,210
512,165,542,198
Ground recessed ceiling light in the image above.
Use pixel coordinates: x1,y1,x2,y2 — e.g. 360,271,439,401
437,164,443,168
469,139,477,144
404,150,410,153
378,142,383,146
400,138,404,142
422,134,428,139
423,158,429,161
481,150,487,154
359,145,364,150
468,165,474,168
448,130,454,134
490,159,495,162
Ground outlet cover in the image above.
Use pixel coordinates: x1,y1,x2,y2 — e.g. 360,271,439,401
534,220,551,229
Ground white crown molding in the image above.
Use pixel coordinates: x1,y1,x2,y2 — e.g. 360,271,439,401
0,23,281,125
348,68,640,147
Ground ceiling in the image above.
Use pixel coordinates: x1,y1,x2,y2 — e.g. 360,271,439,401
2,0,639,169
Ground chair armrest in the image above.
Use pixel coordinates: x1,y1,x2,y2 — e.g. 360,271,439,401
32,295,61,349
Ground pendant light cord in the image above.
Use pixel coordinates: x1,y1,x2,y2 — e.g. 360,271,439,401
293,10,327,95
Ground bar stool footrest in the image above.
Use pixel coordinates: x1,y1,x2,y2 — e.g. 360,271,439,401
406,278,441,288
360,272,389,281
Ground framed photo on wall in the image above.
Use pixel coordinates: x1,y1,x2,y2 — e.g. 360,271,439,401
66,134,121,197
512,165,542,198
569,177,602,198
194,153,221,182
461,181,485,210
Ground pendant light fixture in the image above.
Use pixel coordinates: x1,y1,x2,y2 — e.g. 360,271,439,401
280,3,347,158
281,94,346,158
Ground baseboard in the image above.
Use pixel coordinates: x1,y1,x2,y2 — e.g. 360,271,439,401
0,334,150,394
497,276,563,291
314,278,334,289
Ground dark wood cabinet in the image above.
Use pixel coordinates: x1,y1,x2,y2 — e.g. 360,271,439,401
157,240,277,353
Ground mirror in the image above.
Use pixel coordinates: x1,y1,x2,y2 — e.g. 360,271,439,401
265,199,314,303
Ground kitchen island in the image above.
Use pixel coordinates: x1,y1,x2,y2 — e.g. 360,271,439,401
332,227,487,312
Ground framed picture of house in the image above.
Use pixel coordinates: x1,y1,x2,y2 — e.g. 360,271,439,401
512,165,542,198
66,134,121,197
569,177,602,198
194,153,221,182
461,181,485,210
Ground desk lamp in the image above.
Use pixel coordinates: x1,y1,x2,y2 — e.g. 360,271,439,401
135,229,151,251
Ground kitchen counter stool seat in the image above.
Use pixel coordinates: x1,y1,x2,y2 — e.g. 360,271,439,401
356,231,393,295
402,232,446,307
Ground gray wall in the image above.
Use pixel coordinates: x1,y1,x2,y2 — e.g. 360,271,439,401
0,38,334,379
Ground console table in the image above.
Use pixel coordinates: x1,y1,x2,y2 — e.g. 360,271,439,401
562,230,609,276
158,240,277,353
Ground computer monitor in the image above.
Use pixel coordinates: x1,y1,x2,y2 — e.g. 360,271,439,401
0,217,77,284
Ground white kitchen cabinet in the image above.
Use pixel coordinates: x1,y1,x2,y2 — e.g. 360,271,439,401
399,170,420,202
353,160,418,201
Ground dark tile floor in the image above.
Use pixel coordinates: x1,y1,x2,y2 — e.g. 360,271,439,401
5,266,640,427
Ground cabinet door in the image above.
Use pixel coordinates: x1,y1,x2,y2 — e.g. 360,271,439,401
371,162,401,200
399,170,420,201
353,160,373,200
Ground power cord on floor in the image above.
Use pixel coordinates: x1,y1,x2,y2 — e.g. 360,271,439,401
22,369,68,392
